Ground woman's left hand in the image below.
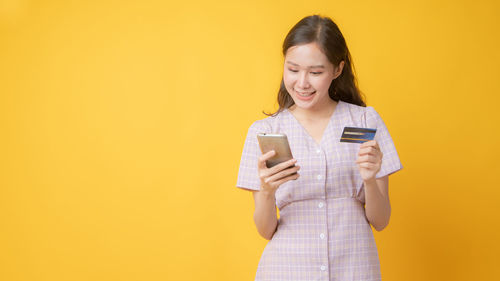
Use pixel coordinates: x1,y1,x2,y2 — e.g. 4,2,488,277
356,140,383,181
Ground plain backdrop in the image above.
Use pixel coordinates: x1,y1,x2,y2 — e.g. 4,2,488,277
1,0,499,280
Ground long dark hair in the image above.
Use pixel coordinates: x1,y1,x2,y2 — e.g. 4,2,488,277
265,15,366,116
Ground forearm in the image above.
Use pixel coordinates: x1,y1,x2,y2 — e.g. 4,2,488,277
363,178,391,231
253,190,279,240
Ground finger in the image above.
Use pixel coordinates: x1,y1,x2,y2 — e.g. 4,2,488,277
358,146,377,156
265,165,300,183
358,141,374,152
358,162,376,169
273,172,300,187
372,141,380,152
268,158,298,175
258,150,276,169
360,140,376,148
356,154,377,164
359,142,383,154
259,158,297,180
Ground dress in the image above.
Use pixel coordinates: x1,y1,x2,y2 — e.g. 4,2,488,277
236,100,403,281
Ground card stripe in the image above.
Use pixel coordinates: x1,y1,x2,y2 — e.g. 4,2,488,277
340,127,377,143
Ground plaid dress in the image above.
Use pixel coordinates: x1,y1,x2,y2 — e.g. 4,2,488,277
236,100,403,281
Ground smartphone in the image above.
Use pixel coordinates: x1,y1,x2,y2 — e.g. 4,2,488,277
257,133,295,168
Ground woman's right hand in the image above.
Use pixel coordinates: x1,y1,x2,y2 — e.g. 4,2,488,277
258,150,300,194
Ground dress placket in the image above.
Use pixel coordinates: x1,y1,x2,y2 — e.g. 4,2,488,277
314,143,330,280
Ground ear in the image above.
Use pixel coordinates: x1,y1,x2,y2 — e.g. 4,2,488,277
333,60,345,79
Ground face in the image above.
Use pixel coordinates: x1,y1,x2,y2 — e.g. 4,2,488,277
283,42,344,111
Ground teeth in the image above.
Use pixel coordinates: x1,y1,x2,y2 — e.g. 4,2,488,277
297,91,315,97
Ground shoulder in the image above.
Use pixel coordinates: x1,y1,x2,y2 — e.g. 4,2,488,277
362,105,383,127
340,100,375,115
339,100,382,127
339,100,373,119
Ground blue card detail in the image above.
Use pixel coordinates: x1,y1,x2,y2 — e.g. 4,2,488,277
340,127,377,143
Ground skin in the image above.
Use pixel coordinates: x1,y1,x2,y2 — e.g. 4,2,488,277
252,42,391,240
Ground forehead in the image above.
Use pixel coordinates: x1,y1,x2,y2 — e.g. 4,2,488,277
285,42,332,68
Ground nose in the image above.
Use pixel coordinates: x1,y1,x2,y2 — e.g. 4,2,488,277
297,71,310,89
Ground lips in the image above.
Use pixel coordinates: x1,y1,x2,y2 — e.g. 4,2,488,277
295,90,316,101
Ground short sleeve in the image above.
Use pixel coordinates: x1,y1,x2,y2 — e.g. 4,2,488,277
364,106,403,178
236,120,269,191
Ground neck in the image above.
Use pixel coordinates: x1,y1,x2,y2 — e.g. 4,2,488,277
290,98,338,120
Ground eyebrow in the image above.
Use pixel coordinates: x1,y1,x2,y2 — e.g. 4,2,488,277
286,61,325,68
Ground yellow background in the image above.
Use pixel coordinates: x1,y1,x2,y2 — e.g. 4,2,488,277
1,0,499,280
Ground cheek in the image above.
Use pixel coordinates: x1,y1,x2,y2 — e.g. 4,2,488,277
314,77,333,90
283,71,292,82
318,78,332,88
282,73,294,88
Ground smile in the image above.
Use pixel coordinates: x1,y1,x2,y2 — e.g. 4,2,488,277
296,90,316,97
295,90,316,101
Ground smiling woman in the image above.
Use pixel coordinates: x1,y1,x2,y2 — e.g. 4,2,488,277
283,42,342,110
236,14,403,281
266,14,365,118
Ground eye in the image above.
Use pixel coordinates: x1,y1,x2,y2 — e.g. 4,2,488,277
288,68,298,73
311,72,323,75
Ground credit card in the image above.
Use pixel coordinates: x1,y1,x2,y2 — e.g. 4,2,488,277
340,127,377,143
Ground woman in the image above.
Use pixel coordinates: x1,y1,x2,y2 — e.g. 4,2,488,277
236,14,403,280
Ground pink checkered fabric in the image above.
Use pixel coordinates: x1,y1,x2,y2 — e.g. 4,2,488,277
236,100,403,280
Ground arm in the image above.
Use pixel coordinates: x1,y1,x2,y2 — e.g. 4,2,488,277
356,140,392,231
252,190,278,240
363,175,391,231
252,150,300,240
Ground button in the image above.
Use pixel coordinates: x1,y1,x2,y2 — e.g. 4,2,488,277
317,174,322,180
320,233,325,239
318,202,324,208
320,265,326,271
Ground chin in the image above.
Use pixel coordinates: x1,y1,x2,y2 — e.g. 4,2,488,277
292,99,317,110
